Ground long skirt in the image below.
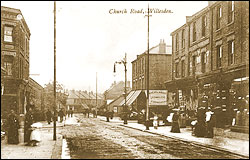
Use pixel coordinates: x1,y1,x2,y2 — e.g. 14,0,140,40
194,122,207,137
30,129,41,142
170,121,180,133
24,126,32,143
7,127,19,144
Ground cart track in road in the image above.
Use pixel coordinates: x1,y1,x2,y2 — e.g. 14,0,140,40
59,115,248,159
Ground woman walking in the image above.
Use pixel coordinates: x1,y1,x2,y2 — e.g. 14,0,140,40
170,109,181,133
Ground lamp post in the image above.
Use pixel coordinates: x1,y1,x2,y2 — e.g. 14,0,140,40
145,4,152,130
114,53,128,124
53,1,57,141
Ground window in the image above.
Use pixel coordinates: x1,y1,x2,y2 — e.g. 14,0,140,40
228,1,234,23
202,16,206,37
201,52,206,73
217,45,222,68
176,33,179,51
216,5,222,29
193,22,196,42
182,29,185,49
228,40,234,65
192,56,196,75
4,26,13,42
188,56,191,76
181,60,185,77
175,62,179,78
4,62,13,76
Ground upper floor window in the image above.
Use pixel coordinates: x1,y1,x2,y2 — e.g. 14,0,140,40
202,15,207,37
182,29,185,49
175,62,179,78
217,45,222,68
4,26,13,43
176,33,179,51
181,60,185,77
228,1,235,23
201,52,207,73
228,40,235,65
193,22,196,42
216,5,222,29
4,62,13,76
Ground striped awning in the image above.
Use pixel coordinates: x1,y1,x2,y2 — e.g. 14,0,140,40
119,90,141,106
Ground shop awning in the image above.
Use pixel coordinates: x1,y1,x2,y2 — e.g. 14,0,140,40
126,90,141,106
119,91,135,106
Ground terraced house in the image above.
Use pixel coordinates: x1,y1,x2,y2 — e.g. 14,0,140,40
165,1,249,131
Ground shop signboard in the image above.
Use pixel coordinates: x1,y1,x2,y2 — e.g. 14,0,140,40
149,90,167,106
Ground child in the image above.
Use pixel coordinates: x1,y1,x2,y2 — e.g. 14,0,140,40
30,122,42,146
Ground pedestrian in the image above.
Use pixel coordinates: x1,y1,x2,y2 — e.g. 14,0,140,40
105,110,110,122
153,114,158,129
46,109,52,124
24,107,34,145
110,110,114,120
205,107,215,138
58,108,65,123
30,122,42,146
6,109,20,144
70,108,73,117
170,109,180,133
194,107,206,137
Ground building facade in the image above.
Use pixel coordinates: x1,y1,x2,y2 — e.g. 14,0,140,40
1,6,31,118
130,39,173,114
166,1,249,129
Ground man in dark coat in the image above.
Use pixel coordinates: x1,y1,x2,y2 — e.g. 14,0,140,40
24,107,34,145
58,108,65,123
46,109,52,124
6,109,20,144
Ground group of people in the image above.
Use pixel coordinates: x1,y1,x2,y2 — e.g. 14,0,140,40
169,107,215,138
45,108,73,125
5,107,40,146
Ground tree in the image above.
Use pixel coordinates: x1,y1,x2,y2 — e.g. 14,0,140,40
43,81,68,111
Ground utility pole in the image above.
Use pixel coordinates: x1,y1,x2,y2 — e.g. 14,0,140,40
96,72,97,118
145,4,151,130
53,1,57,141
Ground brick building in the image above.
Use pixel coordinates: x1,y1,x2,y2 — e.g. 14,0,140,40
130,39,173,115
1,6,31,118
165,1,249,130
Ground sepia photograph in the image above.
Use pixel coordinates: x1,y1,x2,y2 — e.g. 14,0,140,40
1,1,249,159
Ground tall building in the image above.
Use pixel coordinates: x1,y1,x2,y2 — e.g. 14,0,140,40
165,1,249,130
129,39,173,114
1,6,31,118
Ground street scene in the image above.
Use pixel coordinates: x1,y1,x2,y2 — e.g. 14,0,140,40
1,1,249,159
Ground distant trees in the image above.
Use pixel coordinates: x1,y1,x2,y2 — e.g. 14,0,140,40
43,81,68,111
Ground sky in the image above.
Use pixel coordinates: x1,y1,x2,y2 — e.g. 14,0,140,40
1,1,208,93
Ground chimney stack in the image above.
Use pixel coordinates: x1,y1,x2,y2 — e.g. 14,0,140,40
159,39,166,54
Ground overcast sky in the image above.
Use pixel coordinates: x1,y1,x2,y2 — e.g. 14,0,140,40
1,1,208,93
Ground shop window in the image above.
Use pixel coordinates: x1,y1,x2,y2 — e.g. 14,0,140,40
228,1,234,23
4,26,13,43
216,5,222,30
228,40,234,65
217,45,222,68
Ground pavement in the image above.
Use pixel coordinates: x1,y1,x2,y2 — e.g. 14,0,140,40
1,116,77,159
97,115,249,158
1,114,249,159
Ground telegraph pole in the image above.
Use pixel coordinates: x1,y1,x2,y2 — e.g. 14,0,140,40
53,1,57,141
145,4,151,130
124,53,127,124
96,72,97,118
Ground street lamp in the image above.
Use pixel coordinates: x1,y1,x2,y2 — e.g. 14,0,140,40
114,53,128,125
